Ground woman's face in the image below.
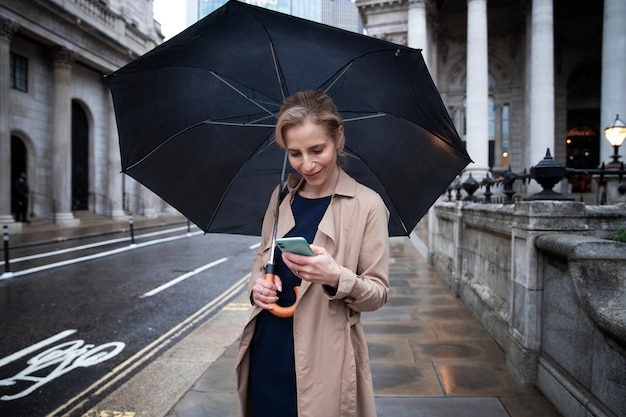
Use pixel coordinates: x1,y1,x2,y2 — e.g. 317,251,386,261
284,119,343,195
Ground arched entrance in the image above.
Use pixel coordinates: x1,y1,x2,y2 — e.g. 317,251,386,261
565,118,600,193
566,65,601,193
11,135,28,216
72,100,89,210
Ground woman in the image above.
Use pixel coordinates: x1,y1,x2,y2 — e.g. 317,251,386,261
236,90,389,417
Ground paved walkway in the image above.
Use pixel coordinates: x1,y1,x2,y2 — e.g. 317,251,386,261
4,214,563,417
165,235,562,417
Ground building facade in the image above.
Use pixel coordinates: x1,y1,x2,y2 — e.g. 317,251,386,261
188,0,364,33
3,0,624,230
1,0,162,228
356,0,626,195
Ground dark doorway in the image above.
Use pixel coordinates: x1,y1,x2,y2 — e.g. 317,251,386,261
11,135,27,215
565,63,601,193
566,109,600,193
72,101,89,210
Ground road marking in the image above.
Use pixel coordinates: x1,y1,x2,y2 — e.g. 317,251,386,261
1,339,125,401
140,257,229,298
0,226,197,266
0,329,77,368
1,231,204,279
46,274,250,417
223,302,252,311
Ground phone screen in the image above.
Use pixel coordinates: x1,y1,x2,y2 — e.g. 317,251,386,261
276,237,315,256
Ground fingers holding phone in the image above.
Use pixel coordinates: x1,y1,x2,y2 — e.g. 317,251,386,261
280,242,341,288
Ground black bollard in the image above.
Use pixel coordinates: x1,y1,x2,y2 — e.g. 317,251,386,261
3,225,11,275
129,213,135,245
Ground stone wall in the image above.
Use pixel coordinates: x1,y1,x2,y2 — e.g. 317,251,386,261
535,234,626,417
2,0,164,226
429,200,626,417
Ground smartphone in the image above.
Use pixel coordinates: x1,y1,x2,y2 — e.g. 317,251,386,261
275,237,316,256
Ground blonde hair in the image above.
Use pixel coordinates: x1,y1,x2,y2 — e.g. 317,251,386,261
275,90,345,157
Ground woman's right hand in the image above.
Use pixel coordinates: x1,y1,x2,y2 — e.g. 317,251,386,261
251,275,282,310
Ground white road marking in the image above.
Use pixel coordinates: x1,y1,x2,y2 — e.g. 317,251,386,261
140,257,229,298
46,274,250,417
1,231,204,279
0,226,196,266
0,329,77,368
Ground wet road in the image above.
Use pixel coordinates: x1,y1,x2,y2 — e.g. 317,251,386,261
0,226,259,417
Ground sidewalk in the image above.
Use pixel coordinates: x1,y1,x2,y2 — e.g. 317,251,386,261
4,211,189,249
4,214,562,417
164,234,562,417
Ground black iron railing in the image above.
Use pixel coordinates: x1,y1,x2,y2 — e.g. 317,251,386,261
447,149,625,204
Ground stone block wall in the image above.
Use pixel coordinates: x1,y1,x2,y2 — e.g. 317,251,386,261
429,200,626,417
536,235,626,417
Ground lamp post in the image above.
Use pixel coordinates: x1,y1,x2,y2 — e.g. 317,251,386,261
604,114,626,168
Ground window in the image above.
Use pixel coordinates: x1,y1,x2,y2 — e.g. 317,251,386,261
502,104,509,150
502,104,510,168
10,52,28,92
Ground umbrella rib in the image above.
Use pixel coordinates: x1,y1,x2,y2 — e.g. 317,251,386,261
124,119,273,171
269,41,287,102
323,62,353,93
209,70,278,118
343,149,410,236
200,120,275,128
343,113,386,123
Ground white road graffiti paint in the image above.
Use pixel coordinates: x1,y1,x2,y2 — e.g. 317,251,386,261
0,331,125,401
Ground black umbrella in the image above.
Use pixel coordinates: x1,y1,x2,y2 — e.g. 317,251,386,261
107,0,470,238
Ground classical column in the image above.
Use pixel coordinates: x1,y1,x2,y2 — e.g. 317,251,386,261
52,48,79,226
528,0,554,171
408,0,429,68
0,17,19,226
141,186,156,218
465,0,490,173
107,94,126,220
601,0,626,165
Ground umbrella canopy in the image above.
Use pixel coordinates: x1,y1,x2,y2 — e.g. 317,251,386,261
107,0,471,237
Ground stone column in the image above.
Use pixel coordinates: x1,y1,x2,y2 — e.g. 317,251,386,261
107,94,126,220
407,0,429,68
465,0,490,174
0,17,19,226
454,105,464,135
528,0,554,174
141,186,157,218
52,48,79,226
601,0,626,165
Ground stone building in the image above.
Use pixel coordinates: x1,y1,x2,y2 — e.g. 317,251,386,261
356,0,626,196
1,0,162,229
3,0,625,230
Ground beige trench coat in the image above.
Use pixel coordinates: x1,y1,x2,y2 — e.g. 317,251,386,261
236,169,390,417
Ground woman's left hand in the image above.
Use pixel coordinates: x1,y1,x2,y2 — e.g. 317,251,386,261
281,244,341,288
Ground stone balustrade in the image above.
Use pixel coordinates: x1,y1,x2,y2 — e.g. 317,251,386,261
429,200,626,417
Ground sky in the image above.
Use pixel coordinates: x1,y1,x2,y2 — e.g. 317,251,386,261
153,0,188,40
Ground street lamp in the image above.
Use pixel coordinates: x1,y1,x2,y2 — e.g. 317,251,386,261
604,114,626,166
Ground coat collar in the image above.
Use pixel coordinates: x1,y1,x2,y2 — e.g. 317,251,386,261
280,168,357,251
286,167,357,199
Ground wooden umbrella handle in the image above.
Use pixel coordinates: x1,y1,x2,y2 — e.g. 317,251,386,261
264,272,299,318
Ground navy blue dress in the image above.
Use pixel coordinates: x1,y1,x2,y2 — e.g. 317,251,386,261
249,193,331,417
